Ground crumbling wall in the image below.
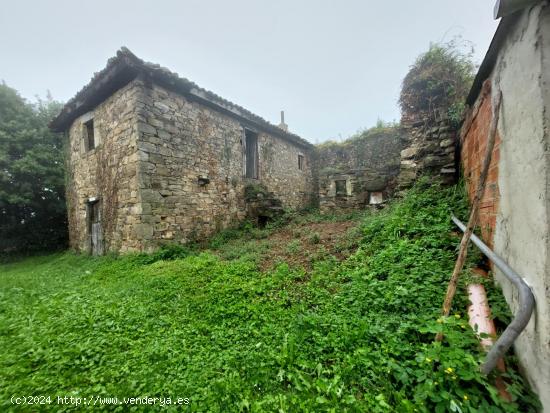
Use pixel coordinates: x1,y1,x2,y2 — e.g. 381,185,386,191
66,80,141,253
316,129,402,213
398,112,457,189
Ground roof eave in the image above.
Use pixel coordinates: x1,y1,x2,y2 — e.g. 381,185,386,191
50,55,140,132
49,48,312,148
465,8,526,106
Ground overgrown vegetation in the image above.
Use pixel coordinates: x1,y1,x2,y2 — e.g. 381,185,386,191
317,119,400,151
399,39,476,127
0,181,539,411
208,210,362,269
0,83,66,254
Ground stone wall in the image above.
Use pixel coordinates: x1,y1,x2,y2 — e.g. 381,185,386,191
66,80,141,253
132,79,315,250
398,112,457,189
316,129,402,213
316,129,402,173
318,169,391,213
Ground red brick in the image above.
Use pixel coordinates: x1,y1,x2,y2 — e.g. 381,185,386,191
460,94,499,248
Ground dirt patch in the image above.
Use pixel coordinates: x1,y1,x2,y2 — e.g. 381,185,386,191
259,220,360,272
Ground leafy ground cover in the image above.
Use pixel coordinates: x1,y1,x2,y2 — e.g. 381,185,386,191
0,181,540,412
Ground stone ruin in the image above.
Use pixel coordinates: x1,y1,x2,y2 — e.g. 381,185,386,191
398,110,458,189
50,47,459,254
315,112,458,214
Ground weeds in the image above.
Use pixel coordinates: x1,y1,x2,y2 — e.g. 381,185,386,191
0,179,539,412
286,240,301,254
307,232,321,245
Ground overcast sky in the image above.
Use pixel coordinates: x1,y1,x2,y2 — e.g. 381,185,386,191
0,0,499,143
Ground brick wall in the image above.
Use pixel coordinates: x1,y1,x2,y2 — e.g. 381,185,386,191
460,81,500,248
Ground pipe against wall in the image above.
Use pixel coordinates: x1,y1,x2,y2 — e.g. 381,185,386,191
451,214,535,375
467,281,511,401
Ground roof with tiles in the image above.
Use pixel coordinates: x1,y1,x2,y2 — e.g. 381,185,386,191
50,47,311,148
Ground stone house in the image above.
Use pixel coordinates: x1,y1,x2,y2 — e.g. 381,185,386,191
48,2,550,408
50,48,315,254
49,47,454,255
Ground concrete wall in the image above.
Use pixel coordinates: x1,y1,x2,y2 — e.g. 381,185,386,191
461,4,550,409
66,80,141,253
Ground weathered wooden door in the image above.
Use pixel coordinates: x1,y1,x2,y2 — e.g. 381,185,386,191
88,201,103,255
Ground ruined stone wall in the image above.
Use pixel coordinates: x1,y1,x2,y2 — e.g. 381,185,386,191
398,113,457,189
316,130,402,174
317,169,391,213
132,80,314,250
66,81,141,253
316,129,401,213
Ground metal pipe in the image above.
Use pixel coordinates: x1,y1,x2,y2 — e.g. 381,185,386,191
451,214,535,374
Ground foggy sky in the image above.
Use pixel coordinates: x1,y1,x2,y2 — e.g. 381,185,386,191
0,0,499,142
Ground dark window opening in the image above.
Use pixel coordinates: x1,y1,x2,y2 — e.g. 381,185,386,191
298,154,304,171
84,119,95,151
258,215,269,228
335,180,347,197
88,201,100,226
245,130,258,179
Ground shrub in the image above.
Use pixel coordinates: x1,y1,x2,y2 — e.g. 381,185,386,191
0,83,67,254
127,244,193,266
286,239,301,254
399,39,475,127
208,221,255,249
308,232,321,244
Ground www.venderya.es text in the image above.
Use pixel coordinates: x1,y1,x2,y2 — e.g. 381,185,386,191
11,395,190,407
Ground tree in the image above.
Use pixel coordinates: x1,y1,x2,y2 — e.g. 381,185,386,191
399,40,476,127
0,82,67,253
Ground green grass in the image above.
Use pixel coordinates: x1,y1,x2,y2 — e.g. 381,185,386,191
0,181,540,412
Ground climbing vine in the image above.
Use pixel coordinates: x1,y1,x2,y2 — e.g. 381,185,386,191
95,123,125,252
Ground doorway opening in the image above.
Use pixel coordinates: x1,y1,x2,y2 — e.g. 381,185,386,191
87,199,103,255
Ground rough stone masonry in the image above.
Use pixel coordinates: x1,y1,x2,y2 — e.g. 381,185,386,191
51,48,315,254
51,48,457,254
